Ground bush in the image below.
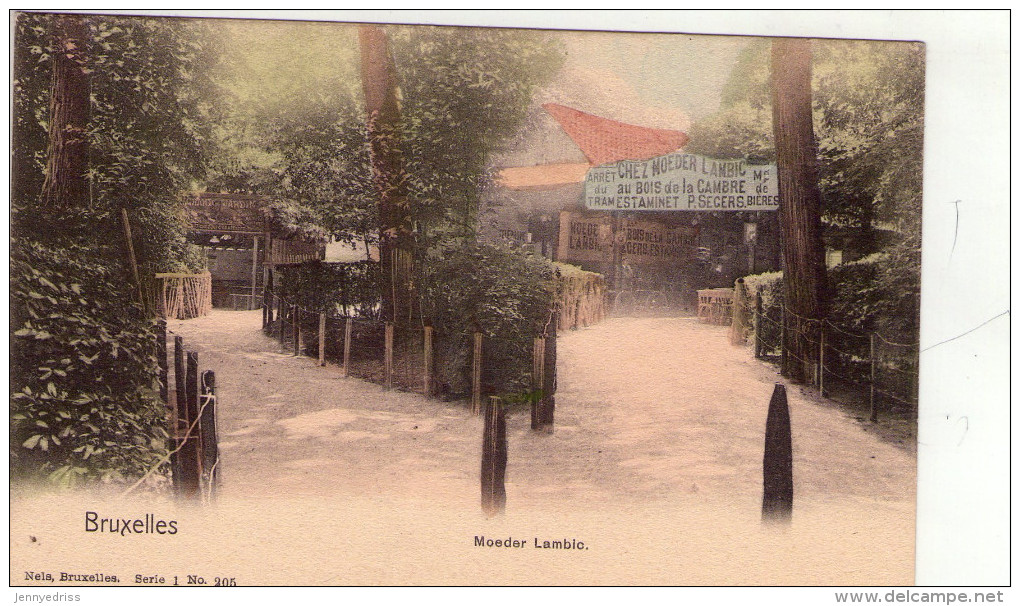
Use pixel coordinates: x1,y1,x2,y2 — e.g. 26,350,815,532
739,252,920,409
276,259,380,318
10,238,169,486
416,241,555,400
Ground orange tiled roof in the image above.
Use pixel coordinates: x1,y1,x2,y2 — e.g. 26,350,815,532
543,103,689,167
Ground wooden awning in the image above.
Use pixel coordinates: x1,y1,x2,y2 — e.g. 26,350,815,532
496,163,591,191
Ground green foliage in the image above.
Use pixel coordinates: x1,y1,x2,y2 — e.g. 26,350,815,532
813,40,925,239
276,260,381,318
208,22,563,246
686,38,925,247
267,106,377,246
10,239,169,485
10,13,216,485
742,248,920,358
416,242,556,399
391,26,564,241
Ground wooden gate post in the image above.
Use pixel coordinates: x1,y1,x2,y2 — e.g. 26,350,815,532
480,395,507,517
293,307,301,357
780,306,789,376
384,322,394,390
819,327,826,396
343,318,353,377
277,299,285,345
319,313,327,366
423,326,433,397
869,333,878,423
171,336,187,494
754,294,763,359
471,332,483,415
157,319,168,405
762,383,793,523
250,236,260,310
179,351,202,499
199,370,218,499
540,318,557,431
531,336,546,430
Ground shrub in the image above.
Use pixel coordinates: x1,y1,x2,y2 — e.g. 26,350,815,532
276,259,380,318
10,238,169,486
739,252,920,408
416,241,555,400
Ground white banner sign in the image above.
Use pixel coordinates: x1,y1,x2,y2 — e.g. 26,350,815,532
584,152,779,212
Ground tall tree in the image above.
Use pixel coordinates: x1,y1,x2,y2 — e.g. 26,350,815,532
771,38,828,382
359,24,409,323
39,14,91,212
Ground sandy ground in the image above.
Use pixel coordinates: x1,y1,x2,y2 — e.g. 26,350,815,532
165,311,915,509
10,310,916,585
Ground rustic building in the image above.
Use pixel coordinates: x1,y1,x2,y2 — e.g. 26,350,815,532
183,193,326,308
482,104,782,311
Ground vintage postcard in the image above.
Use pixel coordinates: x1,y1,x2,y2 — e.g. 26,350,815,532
8,10,1009,594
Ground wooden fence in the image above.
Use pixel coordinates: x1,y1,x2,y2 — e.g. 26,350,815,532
696,288,734,325
262,291,557,430
157,320,219,500
556,266,608,330
153,272,213,319
750,295,919,422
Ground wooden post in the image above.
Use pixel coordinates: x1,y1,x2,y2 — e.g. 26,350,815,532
531,336,545,430
157,319,168,405
780,305,789,376
541,318,557,431
754,294,763,359
318,313,327,366
384,322,394,390
250,236,260,310
199,370,218,498
480,395,507,517
120,208,144,305
423,326,433,397
179,350,202,499
158,277,168,318
278,299,285,345
471,332,483,415
343,318,353,377
293,307,301,357
262,267,271,328
869,333,878,423
819,327,826,396
762,383,793,523
172,336,187,494
262,292,268,329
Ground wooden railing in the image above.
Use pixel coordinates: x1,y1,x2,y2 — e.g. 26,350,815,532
697,288,734,325
155,272,213,319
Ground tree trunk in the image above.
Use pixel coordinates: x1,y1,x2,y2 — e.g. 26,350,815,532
40,14,91,212
771,38,828,383
359,25,408,323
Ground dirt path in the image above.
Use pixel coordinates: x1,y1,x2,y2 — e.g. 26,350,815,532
162,310,915,584
170,311,915,508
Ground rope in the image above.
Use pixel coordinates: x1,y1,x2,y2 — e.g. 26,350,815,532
873,385,917,407
823,320,870,340
875,332,920,348
121,392,212,498
755,308,917,350
824,342,868,359
880,364,919,379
